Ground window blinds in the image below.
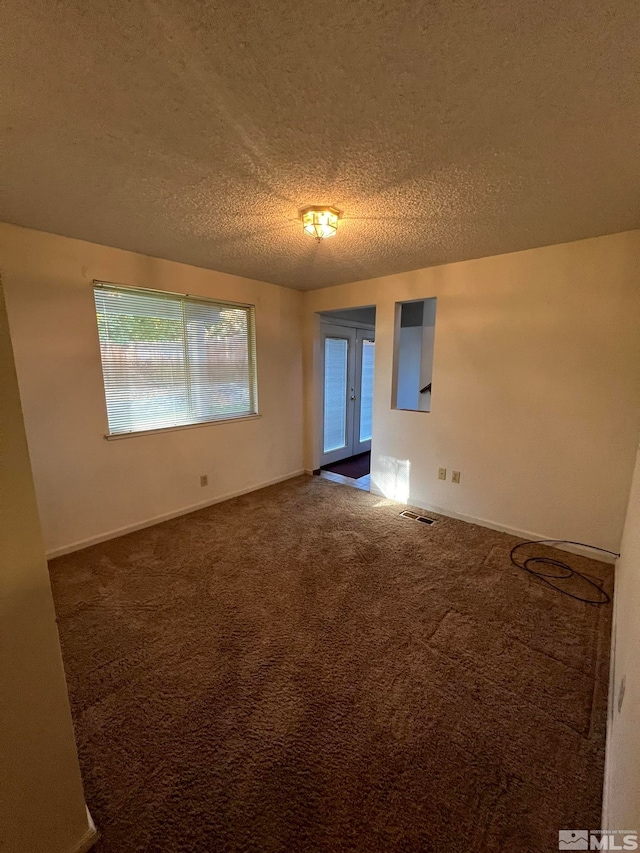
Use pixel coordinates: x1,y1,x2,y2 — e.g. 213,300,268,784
359,338,375,442
94,284,257,436
323,337,348,453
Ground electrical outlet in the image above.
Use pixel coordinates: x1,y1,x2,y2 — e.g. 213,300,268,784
200,475,208,487
438,467,447,481
452,470,461,484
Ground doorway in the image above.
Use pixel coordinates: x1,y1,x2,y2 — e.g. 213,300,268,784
318,307,376,489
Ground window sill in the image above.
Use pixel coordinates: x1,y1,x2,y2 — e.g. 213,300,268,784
104,413,261,440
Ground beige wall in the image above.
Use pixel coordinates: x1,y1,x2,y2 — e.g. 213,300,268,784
0,223,304,556
603,442,640,830
303,230,640,554
2,222,638,558
0,278,94,853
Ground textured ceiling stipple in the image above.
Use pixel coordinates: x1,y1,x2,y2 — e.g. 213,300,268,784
1,1,639,290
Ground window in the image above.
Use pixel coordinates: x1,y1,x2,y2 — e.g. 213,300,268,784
323,337,349,453
359,337,375,442
94,283,257,436
392,298,436,412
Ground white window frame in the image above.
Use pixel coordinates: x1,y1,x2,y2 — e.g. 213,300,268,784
94,281,258,439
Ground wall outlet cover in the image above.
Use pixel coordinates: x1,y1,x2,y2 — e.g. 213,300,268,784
438,467,446,480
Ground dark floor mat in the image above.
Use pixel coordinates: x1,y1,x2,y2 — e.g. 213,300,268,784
322,451,370,479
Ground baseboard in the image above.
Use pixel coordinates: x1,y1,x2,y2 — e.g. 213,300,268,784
46,470,306,559
369,487,618,564
69,808,98,853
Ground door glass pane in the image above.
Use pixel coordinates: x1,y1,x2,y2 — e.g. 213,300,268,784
324,337,348,453
359,339,375,442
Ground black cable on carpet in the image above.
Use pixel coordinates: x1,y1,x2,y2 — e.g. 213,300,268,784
509,539,618,605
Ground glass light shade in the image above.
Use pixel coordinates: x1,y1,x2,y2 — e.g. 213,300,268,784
300,206,341,241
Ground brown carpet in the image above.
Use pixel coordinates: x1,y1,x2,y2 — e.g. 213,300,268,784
322,452,371,480
49,476,613,853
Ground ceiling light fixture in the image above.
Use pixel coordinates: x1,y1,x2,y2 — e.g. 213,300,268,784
299,206,341,242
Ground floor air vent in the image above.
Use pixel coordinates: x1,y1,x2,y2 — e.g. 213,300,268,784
400,510,435,525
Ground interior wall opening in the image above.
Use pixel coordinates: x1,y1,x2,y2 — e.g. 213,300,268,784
317,306,376,491
392,297,437,412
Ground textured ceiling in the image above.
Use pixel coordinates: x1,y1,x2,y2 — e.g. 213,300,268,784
1,1,639,290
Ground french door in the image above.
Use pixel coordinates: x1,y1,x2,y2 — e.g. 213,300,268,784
321,323,375,466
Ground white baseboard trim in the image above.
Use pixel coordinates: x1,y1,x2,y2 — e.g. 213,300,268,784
46,470,306,559
369,487,618,564
69,808,98,853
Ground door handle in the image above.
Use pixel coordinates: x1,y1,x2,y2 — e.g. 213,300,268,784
350,395,357,401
